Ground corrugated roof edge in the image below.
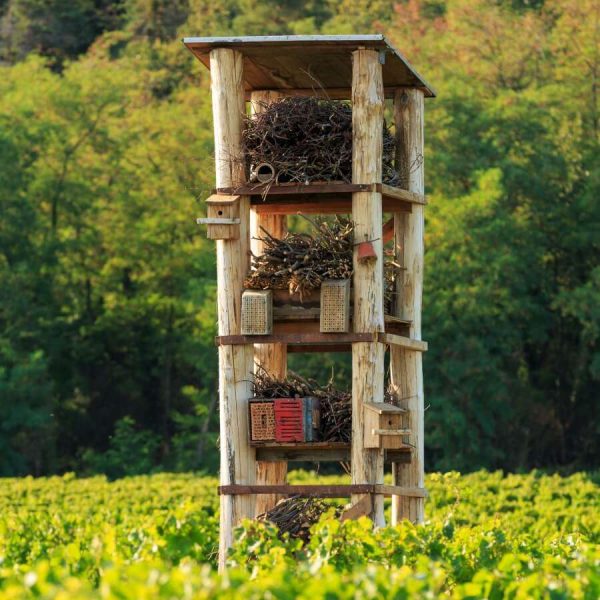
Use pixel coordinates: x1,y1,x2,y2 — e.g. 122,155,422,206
182,34,436,98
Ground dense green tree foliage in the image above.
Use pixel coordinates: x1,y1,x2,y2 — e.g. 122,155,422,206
0,0,598,475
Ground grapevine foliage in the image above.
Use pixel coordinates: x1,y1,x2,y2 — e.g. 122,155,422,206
0,471,598,598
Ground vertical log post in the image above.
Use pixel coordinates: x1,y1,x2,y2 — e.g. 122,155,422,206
390,89,425,525
249,90,288,516
351,48,386,526
210,48,256,569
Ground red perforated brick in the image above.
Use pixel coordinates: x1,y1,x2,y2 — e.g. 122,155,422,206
274,398,304,442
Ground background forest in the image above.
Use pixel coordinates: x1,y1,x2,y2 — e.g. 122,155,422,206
0,0,598,478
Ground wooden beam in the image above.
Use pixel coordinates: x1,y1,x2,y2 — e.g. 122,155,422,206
381,333,428,352
255,445,412,463
218,484,427,498
249,90,289,517
341,495,373,522
390,88,426,526
351,48,386,526
210,47,256,570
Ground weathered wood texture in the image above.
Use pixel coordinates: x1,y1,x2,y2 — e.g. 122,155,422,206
210,48,256,569
219,484,427,498
390,88,426,525
351,48,385,526
249,90,288,516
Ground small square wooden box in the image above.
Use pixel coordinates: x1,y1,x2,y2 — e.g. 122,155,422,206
197,194,240,240
249,399,276,441
363,402,408,449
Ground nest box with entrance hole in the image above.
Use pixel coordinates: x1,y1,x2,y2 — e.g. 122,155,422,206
197,194,241,239
363,402,409,449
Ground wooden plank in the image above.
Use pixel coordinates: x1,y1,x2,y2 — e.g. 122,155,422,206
351,48,386,526
390,88,426,526
250,90,289,517
255,445,412,463
376,485,428,498
210,47,256,570
378,184,427,205
380,333,428,352
341,495,373,522
216,332,378,346
219,484,377,497
218,483,426,497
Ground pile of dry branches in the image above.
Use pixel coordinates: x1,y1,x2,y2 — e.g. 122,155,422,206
257,496,339,542
252,367,352,443
253,367,402,444
245,216,353,297
243,97,400,185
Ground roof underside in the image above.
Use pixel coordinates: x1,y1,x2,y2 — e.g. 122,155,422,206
182,35,435,98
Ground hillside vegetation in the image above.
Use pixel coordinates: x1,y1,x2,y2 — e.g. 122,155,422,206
0,0,599,476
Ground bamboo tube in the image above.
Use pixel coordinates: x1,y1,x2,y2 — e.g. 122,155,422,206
249,90,288,516
390,88,426,525
210,48,256,570
351,48,385,526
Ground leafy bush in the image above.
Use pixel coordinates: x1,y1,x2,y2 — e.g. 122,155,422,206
0,470,598,598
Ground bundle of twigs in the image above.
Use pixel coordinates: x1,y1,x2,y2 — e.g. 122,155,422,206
257,496,339,542
245,216,353,297
252,367,352,443
252,367,402,444
243,97,400,185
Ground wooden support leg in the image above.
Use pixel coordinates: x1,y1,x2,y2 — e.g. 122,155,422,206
351,49,385,525
249,90,288,516
210,48,256,569
390,88,426,525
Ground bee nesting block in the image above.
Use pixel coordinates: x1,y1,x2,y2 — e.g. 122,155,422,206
241,289,273,335
249,399,276,441
320,279,351,333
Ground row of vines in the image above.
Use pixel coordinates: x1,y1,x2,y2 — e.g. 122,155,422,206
0,471,598,598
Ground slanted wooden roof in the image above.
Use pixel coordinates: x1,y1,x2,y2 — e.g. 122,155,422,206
182,34,435,98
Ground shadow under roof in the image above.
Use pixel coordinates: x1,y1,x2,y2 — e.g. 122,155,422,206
182,34,435,99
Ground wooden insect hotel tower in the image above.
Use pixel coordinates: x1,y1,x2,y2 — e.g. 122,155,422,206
184,34,434,568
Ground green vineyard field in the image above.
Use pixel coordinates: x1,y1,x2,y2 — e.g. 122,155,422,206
0,471,598,598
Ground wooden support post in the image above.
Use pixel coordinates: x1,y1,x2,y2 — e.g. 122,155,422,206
210,48,256,569
390,88,425,525
249,90,288,516
351,48,386,527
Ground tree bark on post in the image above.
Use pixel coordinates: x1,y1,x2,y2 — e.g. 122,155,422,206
210,47,256,569
249,90,288,516
351,48,386,526
390,88,425,525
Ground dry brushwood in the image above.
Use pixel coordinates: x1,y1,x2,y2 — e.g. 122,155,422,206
243,97,400,185
245,216,354,297
252,366,352,443
252,366,403,444
257,496,340,542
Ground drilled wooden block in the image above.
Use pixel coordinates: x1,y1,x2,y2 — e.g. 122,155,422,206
320,279,351,333
249,399,276,441
241,289,273,335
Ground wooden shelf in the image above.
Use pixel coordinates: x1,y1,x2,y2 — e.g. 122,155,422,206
213,182,427,215
252,441,411,464
216,331,427,353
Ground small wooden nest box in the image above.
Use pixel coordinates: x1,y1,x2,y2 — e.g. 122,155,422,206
320,279,351,333
197,194,241,239
363,402,408,450
241,289,273,335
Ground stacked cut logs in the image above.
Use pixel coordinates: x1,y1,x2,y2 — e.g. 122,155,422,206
243,97,400,185
245,216,354,297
